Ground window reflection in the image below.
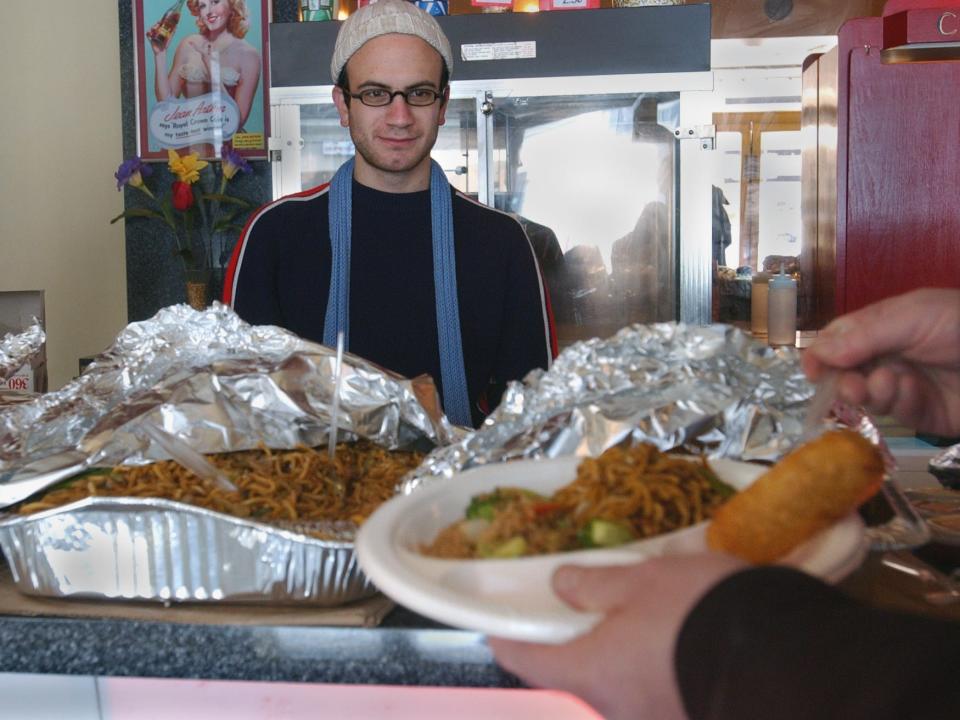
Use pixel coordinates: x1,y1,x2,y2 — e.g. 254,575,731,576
711,112,802,328
295,93,681,350
491,93,679,347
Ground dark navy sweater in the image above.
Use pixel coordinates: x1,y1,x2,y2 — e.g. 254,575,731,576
224,180,554,427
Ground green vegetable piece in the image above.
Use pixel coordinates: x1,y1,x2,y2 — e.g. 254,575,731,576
578,518,635,549
466,497,497,521
466,486,543,521
486,535,528,558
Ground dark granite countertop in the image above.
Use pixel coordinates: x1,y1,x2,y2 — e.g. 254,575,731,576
4,550,957,687
0,606,524,687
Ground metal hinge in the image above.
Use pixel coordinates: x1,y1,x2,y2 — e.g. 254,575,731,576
268,136,284,162
674,124,716,150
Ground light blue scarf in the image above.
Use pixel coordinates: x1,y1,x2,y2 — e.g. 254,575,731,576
325,158,471,426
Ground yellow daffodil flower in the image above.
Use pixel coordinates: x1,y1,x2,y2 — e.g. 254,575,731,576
167,149,208,185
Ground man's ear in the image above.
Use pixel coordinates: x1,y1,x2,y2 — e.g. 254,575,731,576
437,85,450,127
332,86,350,128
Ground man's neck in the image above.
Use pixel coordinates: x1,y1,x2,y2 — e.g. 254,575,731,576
352,158,431,194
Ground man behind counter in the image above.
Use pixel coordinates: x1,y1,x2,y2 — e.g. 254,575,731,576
223,0,555,427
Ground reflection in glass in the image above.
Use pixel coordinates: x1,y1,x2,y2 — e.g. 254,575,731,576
757,130,802,265
710,113,802,328
713,131,742,267
432,99,479,195
299,103,351,189
297,99,478,192
295,94,680,350
490,93,679,348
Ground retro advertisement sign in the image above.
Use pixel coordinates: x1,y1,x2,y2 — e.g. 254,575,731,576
134,0,270,159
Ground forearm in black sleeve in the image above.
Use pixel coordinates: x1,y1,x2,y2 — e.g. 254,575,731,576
676,566,960,720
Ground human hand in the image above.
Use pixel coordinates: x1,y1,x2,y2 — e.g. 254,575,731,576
149,36,167,55
801,288,960,436
488,553,746,720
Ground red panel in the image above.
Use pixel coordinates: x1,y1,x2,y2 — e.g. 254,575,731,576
883,7,960,46
836,17,960,314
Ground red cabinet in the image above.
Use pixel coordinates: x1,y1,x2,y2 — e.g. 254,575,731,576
803,7,960,325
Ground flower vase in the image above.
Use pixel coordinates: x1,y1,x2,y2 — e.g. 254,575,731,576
185,270,210,310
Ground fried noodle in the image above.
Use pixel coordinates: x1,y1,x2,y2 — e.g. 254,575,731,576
556,444,721,536
424,443,732,559
18,440,424,532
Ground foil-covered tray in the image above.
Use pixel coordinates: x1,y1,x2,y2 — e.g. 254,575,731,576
407,323,846,488
0,304,459,605
0,315,930,604
405,323,929,550
0,320,44,381
930,443,960,490
0,498,372,605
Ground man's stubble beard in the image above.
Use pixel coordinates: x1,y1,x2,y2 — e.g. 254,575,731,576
349,125,440,178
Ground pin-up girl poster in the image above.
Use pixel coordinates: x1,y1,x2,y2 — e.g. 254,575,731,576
135,0,270,159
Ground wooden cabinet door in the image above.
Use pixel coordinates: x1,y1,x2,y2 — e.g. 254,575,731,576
836,17,960,314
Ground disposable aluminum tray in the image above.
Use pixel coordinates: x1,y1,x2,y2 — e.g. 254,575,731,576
0,496,374,605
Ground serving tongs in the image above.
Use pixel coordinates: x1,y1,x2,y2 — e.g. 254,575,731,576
327,331,346,498
141,423,238,493
881,550,960,605
800,369,840,442
801,368,930,550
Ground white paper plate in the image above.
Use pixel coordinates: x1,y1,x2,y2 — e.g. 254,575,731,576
356,456,867,644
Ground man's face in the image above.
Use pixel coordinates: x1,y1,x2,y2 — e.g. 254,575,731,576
333,34,448,190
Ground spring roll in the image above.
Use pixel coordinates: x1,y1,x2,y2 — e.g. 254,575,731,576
707,429,884,563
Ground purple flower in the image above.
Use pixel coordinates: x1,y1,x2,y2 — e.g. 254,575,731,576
221,146,252,181
115,157,153,190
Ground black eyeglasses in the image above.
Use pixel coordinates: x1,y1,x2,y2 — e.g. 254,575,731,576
344,87,444,108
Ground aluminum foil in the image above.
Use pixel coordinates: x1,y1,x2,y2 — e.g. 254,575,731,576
406,323,842,489
0,303,463,604
403,323,927,550
0,498,373,605
0,303,463,506
0,315,930,603
0,320,44,381
930,443,960,490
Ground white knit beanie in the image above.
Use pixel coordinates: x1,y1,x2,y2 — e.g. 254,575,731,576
330,0,454,84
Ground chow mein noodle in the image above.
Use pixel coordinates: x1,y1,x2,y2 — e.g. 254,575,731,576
19,440,424,531
423,442,734,559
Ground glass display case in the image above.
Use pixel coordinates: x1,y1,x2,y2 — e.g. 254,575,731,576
273,83,708,347
268,6,716,348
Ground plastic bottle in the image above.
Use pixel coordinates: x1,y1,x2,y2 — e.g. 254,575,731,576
767,269,797,346
750,271,770,337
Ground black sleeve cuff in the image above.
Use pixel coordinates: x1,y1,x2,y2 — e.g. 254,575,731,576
676,565,960,720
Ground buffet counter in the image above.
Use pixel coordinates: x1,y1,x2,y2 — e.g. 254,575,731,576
1,545,958,688
0,597,518,687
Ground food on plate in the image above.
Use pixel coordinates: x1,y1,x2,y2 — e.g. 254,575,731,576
17,440,424,531
707,429,884,563
422,443,735,559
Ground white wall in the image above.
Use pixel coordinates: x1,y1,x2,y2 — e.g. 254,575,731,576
0,2,126,389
